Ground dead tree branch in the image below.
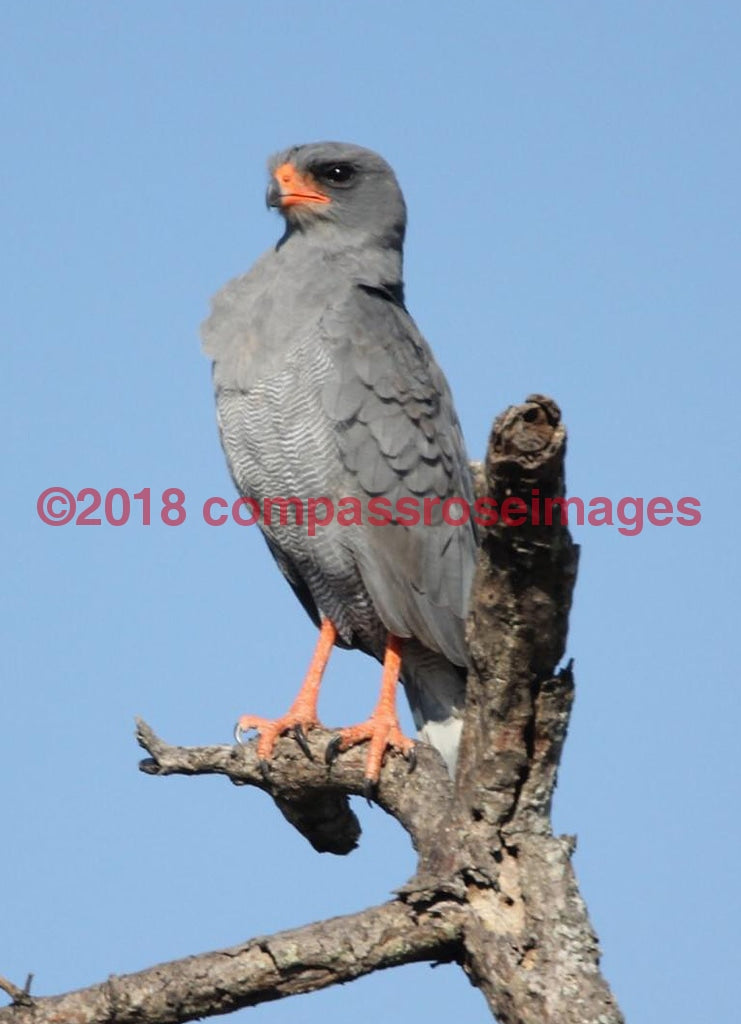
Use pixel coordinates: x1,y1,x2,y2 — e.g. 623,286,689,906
0,900,463,1024
1,395,625,1024
135,716,452,865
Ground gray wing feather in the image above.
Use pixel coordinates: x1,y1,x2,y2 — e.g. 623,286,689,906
321,286,477,667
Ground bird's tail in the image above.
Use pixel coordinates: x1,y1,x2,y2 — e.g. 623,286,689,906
401,642,467,776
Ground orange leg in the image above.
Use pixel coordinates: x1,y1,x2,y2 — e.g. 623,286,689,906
326,634,415,790
235,618,337,764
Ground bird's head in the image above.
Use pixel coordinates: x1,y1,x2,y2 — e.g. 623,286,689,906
266,142,407,250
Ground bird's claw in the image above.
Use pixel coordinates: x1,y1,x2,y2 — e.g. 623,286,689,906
234,720,270,781
405,744,417,773
293,723,313,759
325,734,343,765
326,743,377,804
234,712,319,768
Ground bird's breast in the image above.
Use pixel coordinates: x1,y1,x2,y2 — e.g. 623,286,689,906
205,251,346,395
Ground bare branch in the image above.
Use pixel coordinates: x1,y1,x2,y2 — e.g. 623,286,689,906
0,980,30,1009
0,899,464,1024
449,395,623,1024
457,393,579,826
136,718,453,866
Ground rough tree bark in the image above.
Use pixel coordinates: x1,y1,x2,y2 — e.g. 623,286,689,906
0,395,624,1024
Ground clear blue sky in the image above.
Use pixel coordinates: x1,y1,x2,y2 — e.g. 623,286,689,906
2,3,738,1021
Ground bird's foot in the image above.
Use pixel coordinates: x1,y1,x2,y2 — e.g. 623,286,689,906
234,710,319,773
325,714,416,798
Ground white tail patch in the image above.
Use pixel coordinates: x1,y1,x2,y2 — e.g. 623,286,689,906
418,717,463,777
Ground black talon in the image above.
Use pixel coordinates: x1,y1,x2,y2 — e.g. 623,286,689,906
258,758,271,783
325,735,342,765
293,724,312,759
363,777,376,806
406,744,417,773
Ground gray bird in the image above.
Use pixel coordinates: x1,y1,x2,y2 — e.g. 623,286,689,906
202,142,477,786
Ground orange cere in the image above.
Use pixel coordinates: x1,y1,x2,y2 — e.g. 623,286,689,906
273,162,331,207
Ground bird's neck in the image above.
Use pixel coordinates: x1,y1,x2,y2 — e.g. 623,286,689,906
279,224,404,293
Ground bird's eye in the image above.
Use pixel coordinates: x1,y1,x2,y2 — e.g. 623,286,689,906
318,163,356,185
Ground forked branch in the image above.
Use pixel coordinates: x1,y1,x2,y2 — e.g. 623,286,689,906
1,396,624,1024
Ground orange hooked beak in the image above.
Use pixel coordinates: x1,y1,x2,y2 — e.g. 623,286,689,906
268,162,331,209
